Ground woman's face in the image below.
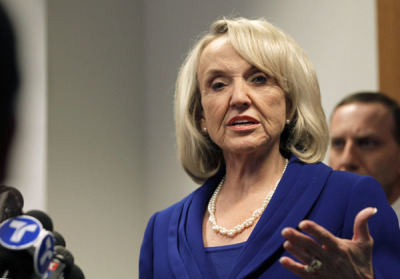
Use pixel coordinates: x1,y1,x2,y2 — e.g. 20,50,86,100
197,36,288,157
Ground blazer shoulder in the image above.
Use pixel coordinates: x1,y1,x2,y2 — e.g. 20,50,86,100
327,168,380,188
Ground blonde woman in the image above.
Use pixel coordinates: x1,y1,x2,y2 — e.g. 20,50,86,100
140,17,400,278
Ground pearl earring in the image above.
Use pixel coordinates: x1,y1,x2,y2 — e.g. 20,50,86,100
203,127,207,132
286,119,290,124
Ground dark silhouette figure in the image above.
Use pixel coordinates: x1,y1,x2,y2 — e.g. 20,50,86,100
0,2,19,183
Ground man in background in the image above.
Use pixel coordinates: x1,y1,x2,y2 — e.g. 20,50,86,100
329,91,400,223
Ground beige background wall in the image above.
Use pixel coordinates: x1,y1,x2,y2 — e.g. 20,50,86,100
2,0,377,277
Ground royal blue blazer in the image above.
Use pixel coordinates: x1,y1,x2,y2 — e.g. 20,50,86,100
139,156,400,278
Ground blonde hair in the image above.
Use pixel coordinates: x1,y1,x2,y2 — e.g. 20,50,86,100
175,17,328,184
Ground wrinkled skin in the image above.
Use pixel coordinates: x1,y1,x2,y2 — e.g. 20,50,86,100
280,207,375,279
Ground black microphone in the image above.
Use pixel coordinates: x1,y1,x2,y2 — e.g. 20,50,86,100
68,264,85,279
42,231,85,278
25,209,54,232
0,185,24,222
0,244,34,279
0,195,84,279
0,185,29,278
52,230,66,247
0,214,54,278
44,245,74,279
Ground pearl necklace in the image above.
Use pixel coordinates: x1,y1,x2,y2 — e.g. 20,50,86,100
208,159,289,237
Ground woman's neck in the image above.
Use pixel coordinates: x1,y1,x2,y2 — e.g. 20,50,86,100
222,150,287,195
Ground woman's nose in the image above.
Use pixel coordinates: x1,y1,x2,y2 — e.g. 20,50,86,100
229,80,251,108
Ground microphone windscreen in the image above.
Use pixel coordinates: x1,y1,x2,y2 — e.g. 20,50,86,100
0,185,24,222
0,245,33,274
25,210,53,231
54,246,74,275
68,264,85,279
53,231,66,247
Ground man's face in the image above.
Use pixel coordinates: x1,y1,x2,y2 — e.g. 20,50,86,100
329,102,400,203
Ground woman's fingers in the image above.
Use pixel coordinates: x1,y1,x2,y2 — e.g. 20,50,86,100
352,207,377,243
294,207,376,250
282,240,312,264
297,220,339,252
279,256,317,278
280,208,376,278
281,227,325,264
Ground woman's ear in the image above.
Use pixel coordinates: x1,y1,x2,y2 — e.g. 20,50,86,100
285,95,293,121
200,117,207,133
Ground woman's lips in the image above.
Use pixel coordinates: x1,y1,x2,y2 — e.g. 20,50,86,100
228,116,259,129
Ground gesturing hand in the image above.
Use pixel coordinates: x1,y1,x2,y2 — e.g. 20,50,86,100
279,207,376,278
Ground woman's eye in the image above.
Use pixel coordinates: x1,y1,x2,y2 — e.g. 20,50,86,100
251,74,268,84
211,82,226,91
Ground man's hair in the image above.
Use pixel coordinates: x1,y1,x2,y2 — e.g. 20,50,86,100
334,91,400,144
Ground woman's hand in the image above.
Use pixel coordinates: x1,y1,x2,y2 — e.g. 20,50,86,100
280,207,376,278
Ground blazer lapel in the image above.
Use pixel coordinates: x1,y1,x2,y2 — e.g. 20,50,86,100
167,158,333,278
168,170,224,278
231,158,332,278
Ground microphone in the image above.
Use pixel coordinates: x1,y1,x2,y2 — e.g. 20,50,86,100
0,244,33,278
0,214,54,277
68,264,85,279
25,209,54,232
0,191,84,278
42,232,85,279
0,185,24,222
44,245,74,279
52,230,66,247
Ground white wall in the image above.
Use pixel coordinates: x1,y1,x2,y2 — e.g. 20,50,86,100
2,0,377,278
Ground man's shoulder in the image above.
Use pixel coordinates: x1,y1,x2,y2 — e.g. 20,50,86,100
391,196,400,216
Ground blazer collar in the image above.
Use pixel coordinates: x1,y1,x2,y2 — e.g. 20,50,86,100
168,156,332,278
